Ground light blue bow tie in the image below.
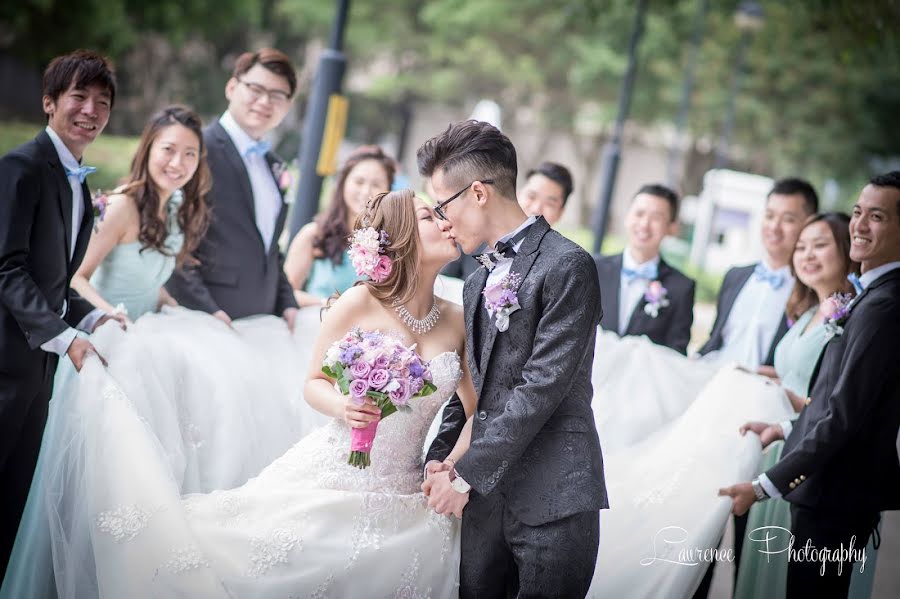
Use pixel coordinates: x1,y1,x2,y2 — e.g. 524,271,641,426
622,263,659,283
65,165,97,183
847,272,863,294
753,263,786,290
244,140,271,157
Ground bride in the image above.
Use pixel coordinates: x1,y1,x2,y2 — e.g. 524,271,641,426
57,189,476,597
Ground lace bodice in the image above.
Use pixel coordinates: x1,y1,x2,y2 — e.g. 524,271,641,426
246,351,462,496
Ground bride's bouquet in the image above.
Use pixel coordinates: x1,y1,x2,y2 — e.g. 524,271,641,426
322,328,437,468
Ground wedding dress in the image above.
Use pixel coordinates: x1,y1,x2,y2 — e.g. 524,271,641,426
64,349,462,597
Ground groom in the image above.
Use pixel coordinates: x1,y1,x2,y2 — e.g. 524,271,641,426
419,120,607,598
0,50,119,572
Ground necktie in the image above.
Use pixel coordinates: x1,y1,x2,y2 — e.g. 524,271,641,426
622,263,659,283
847,272,863,294
244,140,271,158
65,165,97,183
753,263,786,290
474,225,532,270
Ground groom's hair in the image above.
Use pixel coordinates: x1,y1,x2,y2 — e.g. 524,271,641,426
417,120,518,199
42,50,117,111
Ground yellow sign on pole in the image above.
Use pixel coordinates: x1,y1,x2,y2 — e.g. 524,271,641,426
317,94,349,176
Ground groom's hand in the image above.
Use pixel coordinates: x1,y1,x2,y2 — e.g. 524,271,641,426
718,482,756,516
426,471,469,518
67,338,107,371
422,460,452,496
740,421,784,448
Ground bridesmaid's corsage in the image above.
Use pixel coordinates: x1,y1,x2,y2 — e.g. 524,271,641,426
483,272,521,332
822,292,853,341
91,190,109,231
643,281,670,318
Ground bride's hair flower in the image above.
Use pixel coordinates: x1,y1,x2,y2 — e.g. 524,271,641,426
349,227,392,283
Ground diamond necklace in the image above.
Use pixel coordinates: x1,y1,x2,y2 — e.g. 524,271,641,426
394,300,441,335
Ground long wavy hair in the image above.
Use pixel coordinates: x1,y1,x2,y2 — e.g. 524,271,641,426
785,211,859,322
353,189,420,306
120,105,211,268
313,145,395,264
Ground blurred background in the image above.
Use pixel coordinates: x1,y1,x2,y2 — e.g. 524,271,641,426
1,0,898,307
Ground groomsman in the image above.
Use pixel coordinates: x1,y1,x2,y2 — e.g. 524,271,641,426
720,172,900,598
166,48,299,327
594,184,695,354
442,161,574,279
699,178,819,368
0,50,120,572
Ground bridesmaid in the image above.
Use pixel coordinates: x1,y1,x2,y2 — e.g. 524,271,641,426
70,104,211,319
0,105,211,599
735,212,871,599
283,145,394,307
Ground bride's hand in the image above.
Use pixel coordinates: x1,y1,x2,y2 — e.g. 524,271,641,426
344,397,381,429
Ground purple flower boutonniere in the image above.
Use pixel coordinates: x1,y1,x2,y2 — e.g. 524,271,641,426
91,190,109,231
272,160,294,197
643,281,670,318
822,292,853,341
483,272,522,332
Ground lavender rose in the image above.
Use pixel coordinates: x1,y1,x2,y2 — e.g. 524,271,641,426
368,368,390,390
388,378,411,406
350,360,371,379
349,378,369,400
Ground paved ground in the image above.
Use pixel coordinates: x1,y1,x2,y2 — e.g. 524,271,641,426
708,510,900,598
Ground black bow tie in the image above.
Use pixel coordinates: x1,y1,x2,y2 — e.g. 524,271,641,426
473,224,532,271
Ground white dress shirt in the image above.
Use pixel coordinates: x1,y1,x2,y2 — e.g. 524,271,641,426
484,216,538,315
712,261,794,370
219,111,283,251
40,126,104,356
618,249,660,335
760,260,900,498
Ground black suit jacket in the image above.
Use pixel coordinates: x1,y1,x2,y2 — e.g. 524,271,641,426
0,131,94,373
594,253,695,354
432,218,607,526
166,122,297,319
767,268,900,514
698,263,789,366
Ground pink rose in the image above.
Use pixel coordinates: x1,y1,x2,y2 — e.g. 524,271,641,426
278,170,292,190
350,360,371,379
372,254,392,283
349,378,368,399
368,368,390,390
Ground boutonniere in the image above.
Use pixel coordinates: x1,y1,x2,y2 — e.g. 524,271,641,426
271,160,294,197
822,292,853,341
91,190,109,231
475,251,503,272
482,272,521,332
643,281,670,318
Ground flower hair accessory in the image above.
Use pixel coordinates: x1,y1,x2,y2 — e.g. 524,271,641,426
349,227,392,283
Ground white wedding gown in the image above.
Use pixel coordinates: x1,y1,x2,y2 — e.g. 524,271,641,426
71,348,462,598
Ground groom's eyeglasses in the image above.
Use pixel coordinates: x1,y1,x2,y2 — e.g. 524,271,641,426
433,179,494,221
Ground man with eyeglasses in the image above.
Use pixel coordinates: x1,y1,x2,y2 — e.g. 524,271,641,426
167,48,299,330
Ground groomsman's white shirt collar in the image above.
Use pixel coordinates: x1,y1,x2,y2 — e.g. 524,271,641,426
484,216,538,312
219,111,282,252
40,126,104,357
859,261,900,289
618,248,661,335
708,259,793,370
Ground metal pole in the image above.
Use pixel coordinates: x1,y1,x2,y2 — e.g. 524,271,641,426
666,0,708,187
590,0,649,254
289,0,351,240
714,29,751,169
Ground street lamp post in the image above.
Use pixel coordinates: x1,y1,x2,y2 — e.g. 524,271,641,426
590,0,649,254
289,0,351,240
714,1,764,169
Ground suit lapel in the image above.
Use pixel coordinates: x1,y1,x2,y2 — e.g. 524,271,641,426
600,254,622,334
213,123,261,238
70,180,94,272
464,268,487,383
38,132,75,264
624,257,670,334
718,264,755,330
478,218,548,373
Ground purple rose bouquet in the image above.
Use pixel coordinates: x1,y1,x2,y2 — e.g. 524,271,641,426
322,328,437,468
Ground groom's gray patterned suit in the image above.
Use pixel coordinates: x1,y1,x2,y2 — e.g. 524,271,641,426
428,216,607,598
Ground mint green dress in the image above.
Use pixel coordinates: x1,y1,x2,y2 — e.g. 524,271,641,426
735,307,878,599
1,194,183,599
303,250,359,299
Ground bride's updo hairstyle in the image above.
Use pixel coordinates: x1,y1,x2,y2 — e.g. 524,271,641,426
354,189,420,306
